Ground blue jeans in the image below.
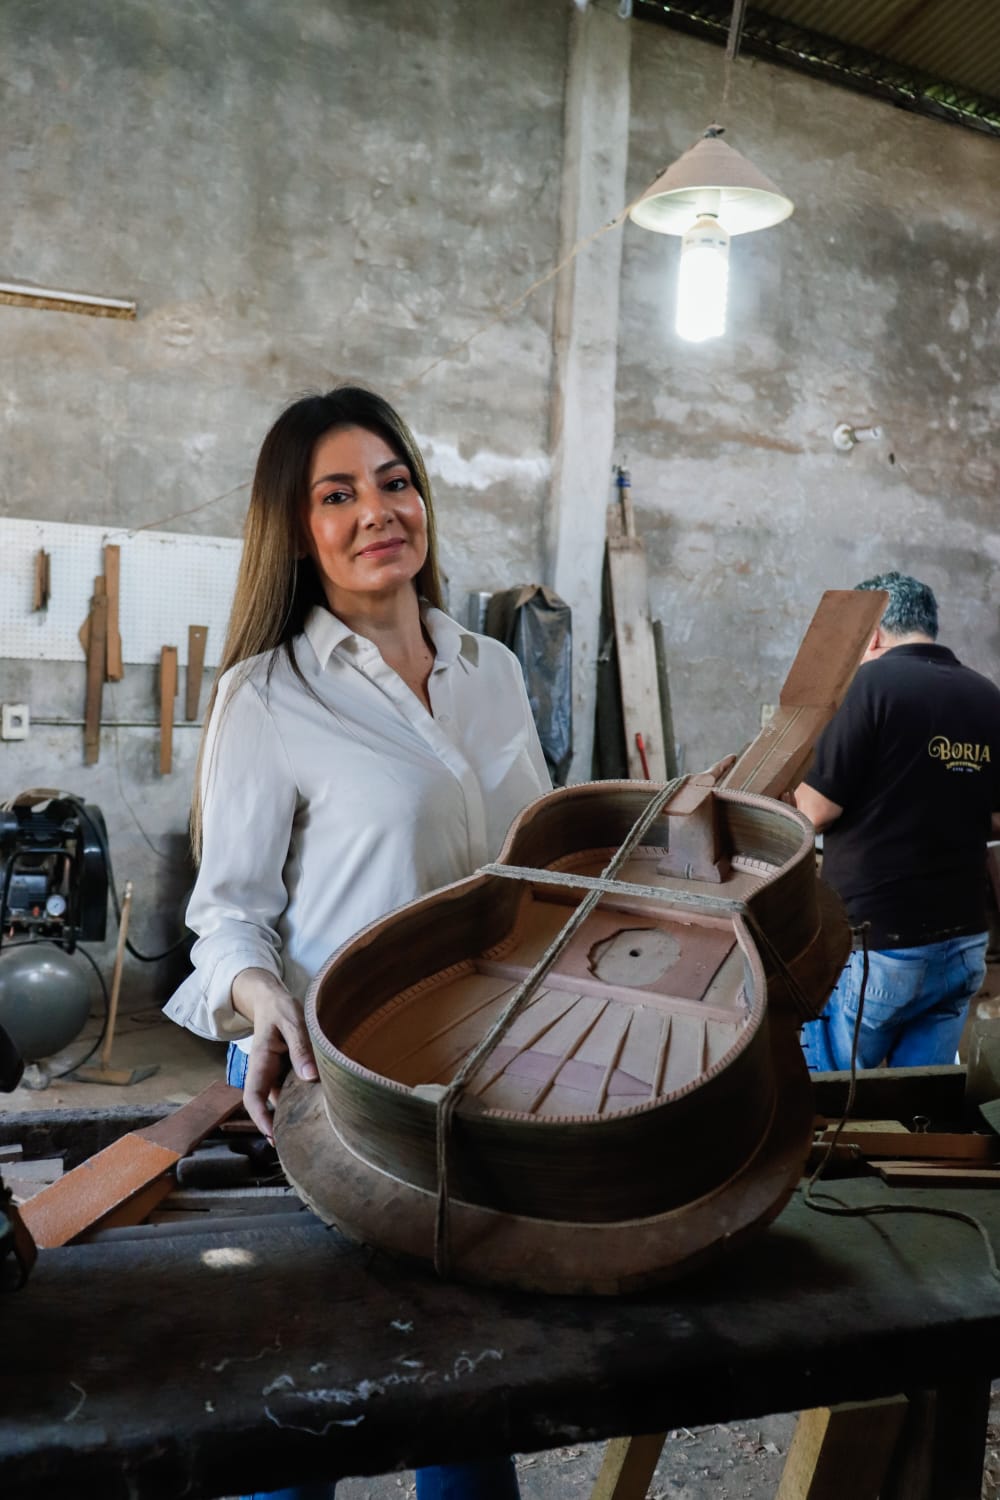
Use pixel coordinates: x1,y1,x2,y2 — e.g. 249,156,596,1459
801,932,988,1071
224,1047,521,1500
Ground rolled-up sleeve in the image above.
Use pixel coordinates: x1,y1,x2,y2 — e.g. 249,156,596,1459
163,670,297,1041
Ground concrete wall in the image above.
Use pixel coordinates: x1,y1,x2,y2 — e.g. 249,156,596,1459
3,3,1000,1018
617,28,1000,773
0,0,568,1007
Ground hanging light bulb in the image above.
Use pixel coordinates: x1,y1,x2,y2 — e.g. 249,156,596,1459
628,126,792,345
676,215,730,343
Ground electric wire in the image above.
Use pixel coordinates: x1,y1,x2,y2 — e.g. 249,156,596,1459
71,801,190,963
0,938,111,1080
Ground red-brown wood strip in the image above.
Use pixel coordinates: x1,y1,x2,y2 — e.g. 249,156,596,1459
159,644,178,774
19,1083,242,1247
104,544,124,680
83,578,108,765
139,1080,243,1152
18,1139,179,1247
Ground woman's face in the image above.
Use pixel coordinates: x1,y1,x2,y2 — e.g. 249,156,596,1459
303,424,428,616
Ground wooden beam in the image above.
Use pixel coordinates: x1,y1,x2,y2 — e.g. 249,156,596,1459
32,549,50,611
159,645,178,774
83,577,108,765
776,1396,907,1500
17,1082,243,1247
186,624,208,720
104,543,124,680
606,504,666,782
590,1433,666,1500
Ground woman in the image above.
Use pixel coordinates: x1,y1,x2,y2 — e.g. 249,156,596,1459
166,385,549,1500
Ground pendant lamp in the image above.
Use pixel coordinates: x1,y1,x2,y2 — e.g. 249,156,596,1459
628,127,793,343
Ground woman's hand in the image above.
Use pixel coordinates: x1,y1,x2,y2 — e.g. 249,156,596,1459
231,968,319,1139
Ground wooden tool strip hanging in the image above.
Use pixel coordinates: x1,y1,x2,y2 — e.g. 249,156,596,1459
32,549,50,612
160,646,178,774
103,543,124,681
186,625,208,720
82,577,108,765
77,543,128,763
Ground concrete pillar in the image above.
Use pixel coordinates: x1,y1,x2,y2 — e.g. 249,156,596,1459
546,0,632,783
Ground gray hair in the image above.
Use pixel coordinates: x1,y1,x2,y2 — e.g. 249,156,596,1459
855,571,938,640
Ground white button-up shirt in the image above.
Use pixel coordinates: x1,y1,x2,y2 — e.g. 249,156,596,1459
164,604,551,1045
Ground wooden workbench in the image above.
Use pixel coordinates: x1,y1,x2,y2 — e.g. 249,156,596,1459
2,1073,999,1500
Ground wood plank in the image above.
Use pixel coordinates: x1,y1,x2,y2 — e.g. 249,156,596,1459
776,1396,907,1500
818,1130,998,1162
83,577,108,765
881,1380,991,1500
723,589,887,799
186,623,208,719
32,548,50,611
876,1162,1000,1187
590,1433,666,1500
159,644,178,774
138,1081,243,1154
606,504,666,782
104,543,123,680
810,1064,966,1124
18,1082,242,1247
88,1175,175,1233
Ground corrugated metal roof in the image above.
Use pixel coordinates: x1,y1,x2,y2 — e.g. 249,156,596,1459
634,1,1000,135
763,0,1000,99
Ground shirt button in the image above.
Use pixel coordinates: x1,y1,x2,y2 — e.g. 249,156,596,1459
438,714,450,725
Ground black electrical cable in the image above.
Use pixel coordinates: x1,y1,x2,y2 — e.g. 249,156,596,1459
0,939,111,1079
70,799,192,963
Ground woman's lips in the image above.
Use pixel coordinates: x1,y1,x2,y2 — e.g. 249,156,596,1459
357,538,405,558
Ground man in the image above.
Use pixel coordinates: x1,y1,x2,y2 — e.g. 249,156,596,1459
794,571,1000,1070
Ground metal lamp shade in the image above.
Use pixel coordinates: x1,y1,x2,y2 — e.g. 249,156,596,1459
629,133,793,236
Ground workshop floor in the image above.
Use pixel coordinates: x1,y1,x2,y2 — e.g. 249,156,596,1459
9,995,1000,1499
4,1000,224,1112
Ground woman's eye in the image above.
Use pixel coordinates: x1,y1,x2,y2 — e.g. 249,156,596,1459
384,475,409,492
320,489,351,505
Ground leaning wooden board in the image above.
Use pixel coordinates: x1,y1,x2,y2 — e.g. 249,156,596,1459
722,589,887,799
606,502,666,782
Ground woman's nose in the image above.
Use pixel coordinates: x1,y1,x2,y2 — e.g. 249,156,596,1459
357,481,392,525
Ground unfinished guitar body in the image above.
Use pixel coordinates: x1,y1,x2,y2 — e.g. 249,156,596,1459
277,783,848,1294
276,589,885,1294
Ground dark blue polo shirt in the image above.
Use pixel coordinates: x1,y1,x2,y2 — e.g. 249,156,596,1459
805,643,1000,948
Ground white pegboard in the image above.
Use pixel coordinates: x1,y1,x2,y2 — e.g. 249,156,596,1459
0,517,242,666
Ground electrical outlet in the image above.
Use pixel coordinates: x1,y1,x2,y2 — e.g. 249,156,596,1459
1,704,29,741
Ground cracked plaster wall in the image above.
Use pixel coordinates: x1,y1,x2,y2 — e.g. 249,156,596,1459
0,0,567,1007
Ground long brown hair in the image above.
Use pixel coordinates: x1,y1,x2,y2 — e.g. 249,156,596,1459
190,386,445,854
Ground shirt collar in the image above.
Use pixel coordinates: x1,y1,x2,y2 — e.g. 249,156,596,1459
884,642,959,666
302,601,480,672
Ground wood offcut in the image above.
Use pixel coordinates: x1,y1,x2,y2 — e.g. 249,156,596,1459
31,549,50,611
606,492,666,781
186,624,208,719
83,576,108,765
17,1081,242,1247
104,543,124,680
159,645,178,773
